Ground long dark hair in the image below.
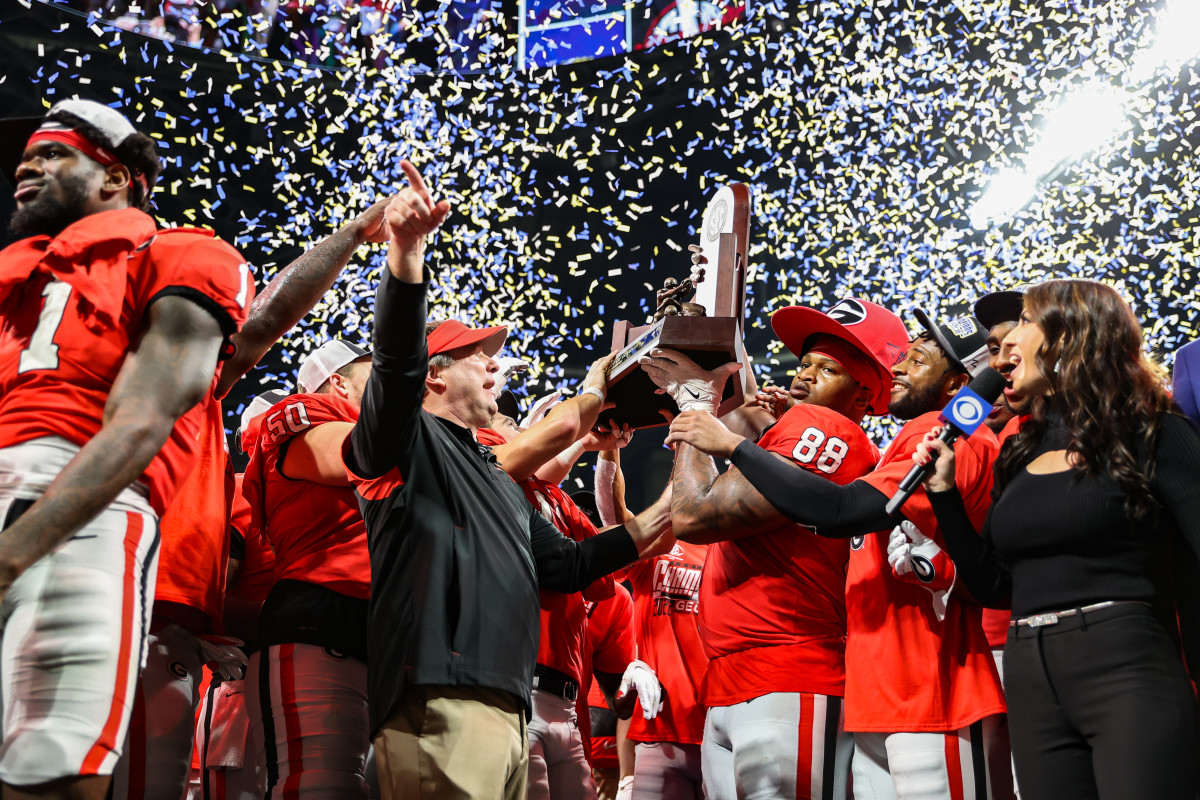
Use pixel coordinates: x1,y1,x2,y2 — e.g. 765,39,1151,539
994,279,1172,519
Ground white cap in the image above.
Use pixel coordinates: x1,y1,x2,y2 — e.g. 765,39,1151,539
297,340,371,394
46,98,138,151
240,388,290,430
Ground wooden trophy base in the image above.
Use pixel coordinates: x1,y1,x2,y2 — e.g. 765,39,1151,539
597,316,745,430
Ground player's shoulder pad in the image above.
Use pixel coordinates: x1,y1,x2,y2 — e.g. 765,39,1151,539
259,392,359,448
149,226,246,263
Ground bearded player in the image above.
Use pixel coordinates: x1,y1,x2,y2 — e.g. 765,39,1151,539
640,297,908,800
664,309,1008,800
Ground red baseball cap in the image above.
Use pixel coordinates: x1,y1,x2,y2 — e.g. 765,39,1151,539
771,298,909,415
427,319,507,357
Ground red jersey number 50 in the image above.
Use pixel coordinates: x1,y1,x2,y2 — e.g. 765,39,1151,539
266,402,311,441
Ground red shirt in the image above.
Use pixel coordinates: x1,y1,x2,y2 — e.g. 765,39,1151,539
579,584,636,768
156,397,234,630
0,209,251,514
228,473,276,610
700,403,878,706
625,542,708,745
242,393,369,599
850,411,1006,732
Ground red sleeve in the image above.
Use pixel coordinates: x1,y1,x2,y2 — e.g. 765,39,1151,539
590,584,636,674
258,393,359,450
342,433,405,501
141,229,255,360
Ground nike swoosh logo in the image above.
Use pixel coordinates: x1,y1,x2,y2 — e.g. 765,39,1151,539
685,387,701,399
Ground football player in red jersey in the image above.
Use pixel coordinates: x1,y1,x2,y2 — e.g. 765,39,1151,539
240,337,376,799
580,585,638,800
664,309,1009,800
640,298,907,800
0,98,251,799
186,390,285,800
111,195,394,799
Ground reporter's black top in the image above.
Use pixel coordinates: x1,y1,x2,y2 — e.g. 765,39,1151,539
926,412,1200,618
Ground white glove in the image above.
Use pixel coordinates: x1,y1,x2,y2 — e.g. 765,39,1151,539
492,357,530,397
197,635,249,682
887,524,911,576
617,660,664,719
616,775,635,800
885,521,956,621
520,391,565,429
639,348,740,413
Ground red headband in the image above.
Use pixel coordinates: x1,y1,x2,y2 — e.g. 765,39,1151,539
27,129,148,198
805,333,881,395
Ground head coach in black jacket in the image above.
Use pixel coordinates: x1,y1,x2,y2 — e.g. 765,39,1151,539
342,160,674,800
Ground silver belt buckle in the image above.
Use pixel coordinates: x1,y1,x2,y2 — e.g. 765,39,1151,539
1027,612,1059,627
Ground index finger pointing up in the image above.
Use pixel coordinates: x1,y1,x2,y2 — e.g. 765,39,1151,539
400,159,435,212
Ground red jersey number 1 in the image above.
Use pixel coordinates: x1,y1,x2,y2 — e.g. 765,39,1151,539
18,280,72,374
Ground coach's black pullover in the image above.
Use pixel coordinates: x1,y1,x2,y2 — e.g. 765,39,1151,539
345,269,638,736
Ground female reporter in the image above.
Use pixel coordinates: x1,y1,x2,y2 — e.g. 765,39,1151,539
916,279,1200,800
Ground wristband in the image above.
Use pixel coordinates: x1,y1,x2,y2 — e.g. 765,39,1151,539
579,386,606,402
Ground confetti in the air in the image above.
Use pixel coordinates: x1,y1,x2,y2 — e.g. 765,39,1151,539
4,0,1199,453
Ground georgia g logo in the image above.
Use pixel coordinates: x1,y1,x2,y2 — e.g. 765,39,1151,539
850,535,865,551
912,555,936,583
827,299,868,327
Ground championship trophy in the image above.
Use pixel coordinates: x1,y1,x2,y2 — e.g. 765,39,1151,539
597,184,751,430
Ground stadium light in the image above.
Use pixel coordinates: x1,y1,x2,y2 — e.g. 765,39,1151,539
1023,86,1129,176
969,169,1038,230
969,85,1128,228
1127,1,1200,84
963,0,1200,230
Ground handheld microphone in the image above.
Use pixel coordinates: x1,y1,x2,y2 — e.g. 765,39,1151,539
885,367,1006,518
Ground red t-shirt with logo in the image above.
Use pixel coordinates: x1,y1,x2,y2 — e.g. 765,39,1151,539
625,541,708,745
700,403,878,706
242,393,370,599
580,584,635,768
0,209,252,515
850,411,1006,732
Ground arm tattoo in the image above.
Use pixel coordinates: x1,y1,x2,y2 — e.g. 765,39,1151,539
219,224,364,395
670,440,788,544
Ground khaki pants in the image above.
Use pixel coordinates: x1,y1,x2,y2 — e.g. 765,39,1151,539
374,685,528,800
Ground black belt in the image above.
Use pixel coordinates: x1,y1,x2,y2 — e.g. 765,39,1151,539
1010,600,1152,628
533,664,579,702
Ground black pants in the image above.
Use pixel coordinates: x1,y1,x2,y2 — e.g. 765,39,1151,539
1005,603,1197,800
